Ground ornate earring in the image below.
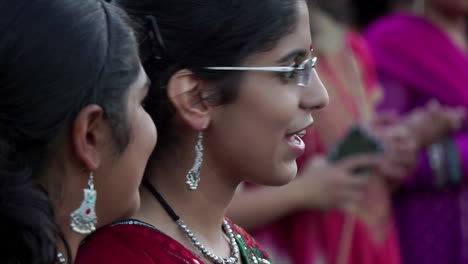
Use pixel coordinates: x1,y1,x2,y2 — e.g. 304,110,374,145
186,131,204,190
70,172,97,234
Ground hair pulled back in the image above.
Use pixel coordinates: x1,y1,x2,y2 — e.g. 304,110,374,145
0,0,140,263
115,0,302,158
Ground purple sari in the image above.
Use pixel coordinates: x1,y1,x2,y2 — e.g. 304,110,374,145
365,13,468,264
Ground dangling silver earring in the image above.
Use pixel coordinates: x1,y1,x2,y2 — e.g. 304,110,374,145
70,172,97,234
186,131,204,190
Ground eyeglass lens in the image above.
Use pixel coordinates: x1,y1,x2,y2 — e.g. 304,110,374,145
297,58,315,87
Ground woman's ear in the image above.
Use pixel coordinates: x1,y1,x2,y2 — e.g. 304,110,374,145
71,104,108,172
167,69,211,130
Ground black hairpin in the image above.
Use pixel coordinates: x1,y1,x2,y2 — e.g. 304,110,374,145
145,15,167,61
106,4,167,62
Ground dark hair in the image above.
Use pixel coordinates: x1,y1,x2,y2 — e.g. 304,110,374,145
351,0,392,30
312,0,355,26
115,0,302,159
0,0,140,263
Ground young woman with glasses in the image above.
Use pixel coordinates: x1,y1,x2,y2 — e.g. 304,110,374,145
76,0,328,263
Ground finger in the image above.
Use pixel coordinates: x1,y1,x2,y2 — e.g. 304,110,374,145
427,99,441,111
384,126,418,150
337,191,363,211
454,107,466,118
338,174,369,190
301,155,327,172
373,111,399,126
340,202,358,213
378,154,416,177
380,147,418,166
447,108,466,128
338,154,380,170
383,130,412,146
382,154,416,168
380,163,410,179
387,141,418,158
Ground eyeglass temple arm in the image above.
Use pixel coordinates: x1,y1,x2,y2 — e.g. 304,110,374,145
204,66,294,72
205,57,316,72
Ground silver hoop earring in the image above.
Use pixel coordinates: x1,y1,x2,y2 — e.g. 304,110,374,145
70,172,97,234
186,131,204,190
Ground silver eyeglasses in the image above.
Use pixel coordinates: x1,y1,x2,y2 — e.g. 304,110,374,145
204,57,317,87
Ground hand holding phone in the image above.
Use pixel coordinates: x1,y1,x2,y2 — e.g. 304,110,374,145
327,125,384,175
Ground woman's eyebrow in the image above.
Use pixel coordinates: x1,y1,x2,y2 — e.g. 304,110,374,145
276,49,308,63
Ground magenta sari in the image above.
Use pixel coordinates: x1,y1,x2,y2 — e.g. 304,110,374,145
365,13,468,264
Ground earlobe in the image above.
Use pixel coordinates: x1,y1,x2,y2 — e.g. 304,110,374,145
167,69,211,130
71,105,106,172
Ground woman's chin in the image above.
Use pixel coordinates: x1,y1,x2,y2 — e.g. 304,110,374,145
263,163,298,186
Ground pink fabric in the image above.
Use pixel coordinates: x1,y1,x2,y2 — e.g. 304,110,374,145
365,13,468,264
346,31,379,94
366,14,468,109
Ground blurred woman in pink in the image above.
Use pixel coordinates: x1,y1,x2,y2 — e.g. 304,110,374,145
365,0,468,263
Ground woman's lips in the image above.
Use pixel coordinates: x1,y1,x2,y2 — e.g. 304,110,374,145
285,130,306,156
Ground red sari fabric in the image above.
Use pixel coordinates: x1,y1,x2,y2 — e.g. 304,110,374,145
76,218,270,264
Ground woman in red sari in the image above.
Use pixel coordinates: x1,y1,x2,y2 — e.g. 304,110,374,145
76,0,329,263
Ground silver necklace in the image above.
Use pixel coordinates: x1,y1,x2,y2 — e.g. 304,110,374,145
143,179,240,264
176,219,240,264
56,252,67,264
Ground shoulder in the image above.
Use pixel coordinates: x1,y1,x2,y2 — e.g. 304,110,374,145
364,13,433,51
365,13,416,38
365,13,422,53
76,221,154,264
227,218,271,264
76,219,203,264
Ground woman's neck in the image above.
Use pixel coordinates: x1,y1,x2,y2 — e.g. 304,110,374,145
55,213,85,264
135,144,240,258
48,167,86,264
58,233,81,264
